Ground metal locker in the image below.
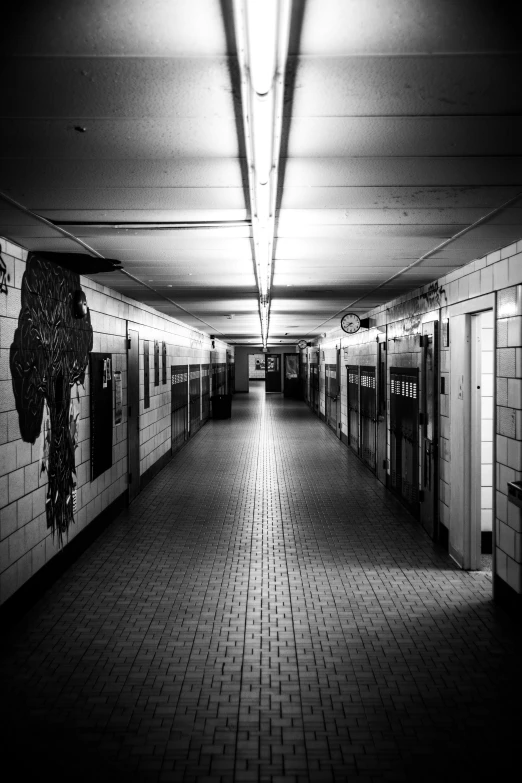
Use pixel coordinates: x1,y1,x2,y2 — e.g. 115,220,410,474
420,322,439,539
360,366,377,472
309,360,319,413
390,368,419,518
171,364,188,454
201,364,210,423
189,365,201,436
325,363,338,432
347,365,359,454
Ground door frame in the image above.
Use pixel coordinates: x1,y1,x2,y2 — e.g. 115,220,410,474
448,294,496,574
126,324,141,503
265,353,282,393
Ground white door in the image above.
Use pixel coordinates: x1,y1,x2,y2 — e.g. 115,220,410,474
449,311,494,570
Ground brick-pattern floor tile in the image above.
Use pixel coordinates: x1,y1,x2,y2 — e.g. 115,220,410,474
1,383,521,782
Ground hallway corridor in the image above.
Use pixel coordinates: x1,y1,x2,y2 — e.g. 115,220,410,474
1,384,521,783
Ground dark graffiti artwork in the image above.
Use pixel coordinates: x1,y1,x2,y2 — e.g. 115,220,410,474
10,253,93,541
0,250,9,294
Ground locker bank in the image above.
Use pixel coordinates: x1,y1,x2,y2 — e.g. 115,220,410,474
1,2,522,781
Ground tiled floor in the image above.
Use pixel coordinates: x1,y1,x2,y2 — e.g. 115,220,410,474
1,383,521,782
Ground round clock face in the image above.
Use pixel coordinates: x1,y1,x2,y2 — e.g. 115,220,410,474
341,313,361,334
297,339,307,349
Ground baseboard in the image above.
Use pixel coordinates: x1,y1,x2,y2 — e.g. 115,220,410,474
140,447,173,491
0,491,128,628
494,574,522,619
449,542,463,568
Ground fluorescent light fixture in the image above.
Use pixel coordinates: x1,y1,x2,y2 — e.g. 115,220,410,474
233,0,291,346
245,0,279,95
251,93,274,187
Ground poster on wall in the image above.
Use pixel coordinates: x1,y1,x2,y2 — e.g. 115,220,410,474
90,352,113,480
285,354,299,379
114,370,122,425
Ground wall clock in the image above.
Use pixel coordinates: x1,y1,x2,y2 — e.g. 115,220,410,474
341,313,361,334
297,339,308,349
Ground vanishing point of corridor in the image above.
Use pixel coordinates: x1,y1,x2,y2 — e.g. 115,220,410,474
1,385,520,783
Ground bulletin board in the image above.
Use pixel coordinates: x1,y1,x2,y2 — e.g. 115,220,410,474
90,352,113,480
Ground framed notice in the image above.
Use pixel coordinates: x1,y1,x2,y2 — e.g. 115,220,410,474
90,353,113,480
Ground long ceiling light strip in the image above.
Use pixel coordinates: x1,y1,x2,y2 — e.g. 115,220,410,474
232,0,292,348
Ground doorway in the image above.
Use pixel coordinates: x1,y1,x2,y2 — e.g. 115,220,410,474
265,354,282,393
284,354,301,398
449,309,494,571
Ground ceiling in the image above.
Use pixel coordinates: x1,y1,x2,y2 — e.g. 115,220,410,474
1,0,521,346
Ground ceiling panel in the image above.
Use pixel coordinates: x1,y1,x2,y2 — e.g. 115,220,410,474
1,159,246,190
5,58,239,119
1,118,242,158
283,117,521,157
282,158,522,188
2,0,233,56
288,56,522,117
1,0,521,347
296,0,521,55
4,188,246,211
279,185,521,210
276,208,522,226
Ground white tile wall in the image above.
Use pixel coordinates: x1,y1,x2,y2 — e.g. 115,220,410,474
0,236,230,605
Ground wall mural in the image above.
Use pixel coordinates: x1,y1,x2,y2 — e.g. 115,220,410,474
0,249,10,294
10,252,93,541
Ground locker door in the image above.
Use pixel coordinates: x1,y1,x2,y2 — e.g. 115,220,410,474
390,368,419,518
171,365,188,454
347,365,359,454
189,365,201,436
300,351,308,402
201,364,210,422
325,363,338,432
214,362,226,395
360,366,377,472
309,362,318,412
420,322,439,539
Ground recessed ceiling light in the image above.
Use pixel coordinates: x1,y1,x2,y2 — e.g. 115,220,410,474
168,284,173,287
